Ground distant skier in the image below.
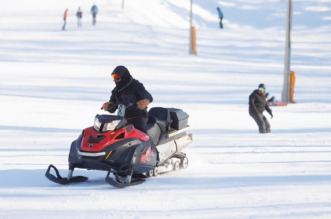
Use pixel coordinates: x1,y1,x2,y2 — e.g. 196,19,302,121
217,7,224,29
76,7,83,28
90,4,99,25
249,84,273,133
62,8,68,31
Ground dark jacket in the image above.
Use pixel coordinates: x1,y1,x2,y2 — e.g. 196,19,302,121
249,89,272,115
76,11,82,18
108,67,153,119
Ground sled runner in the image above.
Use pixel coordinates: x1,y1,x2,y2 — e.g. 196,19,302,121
269,101,287,106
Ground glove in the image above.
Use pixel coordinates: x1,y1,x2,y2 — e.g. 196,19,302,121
270,113,273,119
101,102,110,111
137,99,150,110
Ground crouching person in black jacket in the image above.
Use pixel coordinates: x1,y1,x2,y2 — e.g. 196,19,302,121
102,65,153,134
249,84,273,133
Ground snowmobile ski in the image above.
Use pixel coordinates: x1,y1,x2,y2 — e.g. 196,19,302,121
45,164,88,185
105,170,145,188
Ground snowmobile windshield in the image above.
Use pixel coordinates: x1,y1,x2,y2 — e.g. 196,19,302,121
94,114,126,132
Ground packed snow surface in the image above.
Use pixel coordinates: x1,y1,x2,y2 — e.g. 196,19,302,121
1,0,331,218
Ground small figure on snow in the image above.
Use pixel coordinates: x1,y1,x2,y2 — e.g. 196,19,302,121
266,92,276,106
62,8,68,31
76,7,83,28
102,66,153,133
217,7,224,29
91,4,99,26
266,92,287,106
249,83,273,133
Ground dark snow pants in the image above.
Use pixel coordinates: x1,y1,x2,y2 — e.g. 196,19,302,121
62,20,66,31
249,111,270,133
92,14,97,25
128,116,160,164
127,116,148,134
219,19,223,29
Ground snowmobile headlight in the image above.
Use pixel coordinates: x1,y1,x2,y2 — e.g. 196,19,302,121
103,120,121,132
94,117,102,131
93,115,124,132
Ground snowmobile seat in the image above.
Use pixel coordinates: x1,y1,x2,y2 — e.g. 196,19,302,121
146,116,161,145
148,107,171,132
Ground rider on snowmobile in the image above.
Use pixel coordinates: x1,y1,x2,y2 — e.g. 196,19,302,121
102,65,153,133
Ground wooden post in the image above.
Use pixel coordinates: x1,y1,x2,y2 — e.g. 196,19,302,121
191,26,197,55
289,71,296,103
189,0,194,54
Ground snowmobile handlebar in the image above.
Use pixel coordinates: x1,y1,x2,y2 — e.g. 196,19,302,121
101,100,136,111
100,102,126,117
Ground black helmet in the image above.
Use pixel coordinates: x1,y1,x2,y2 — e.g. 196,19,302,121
111,66,132,89
112,66,130,78
258,83,266,92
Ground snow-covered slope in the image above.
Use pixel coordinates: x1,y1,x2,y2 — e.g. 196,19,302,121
1,0,331,218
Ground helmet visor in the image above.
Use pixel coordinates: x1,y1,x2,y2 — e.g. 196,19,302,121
112,73,121,82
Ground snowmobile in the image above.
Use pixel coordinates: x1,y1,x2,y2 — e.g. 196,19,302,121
45,104,192,188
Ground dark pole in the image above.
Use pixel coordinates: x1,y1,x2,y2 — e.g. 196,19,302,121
282,0,292,103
